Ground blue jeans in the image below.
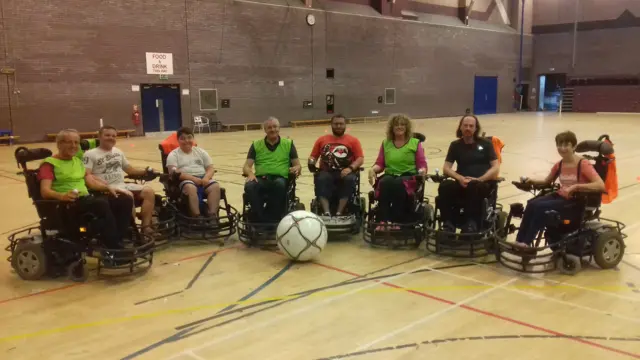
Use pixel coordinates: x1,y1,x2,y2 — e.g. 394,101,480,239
515,193,570,245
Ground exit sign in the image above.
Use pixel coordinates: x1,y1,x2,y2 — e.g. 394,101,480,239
159,75,169,80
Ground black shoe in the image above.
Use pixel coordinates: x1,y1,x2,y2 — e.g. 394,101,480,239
462,220,478,234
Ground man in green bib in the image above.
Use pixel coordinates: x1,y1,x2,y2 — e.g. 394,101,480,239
38,129,134,250
242,117,301,223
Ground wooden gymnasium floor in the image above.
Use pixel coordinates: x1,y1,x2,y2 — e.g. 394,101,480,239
0,112,639,360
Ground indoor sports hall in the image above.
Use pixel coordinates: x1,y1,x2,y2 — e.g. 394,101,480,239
0,1,639,359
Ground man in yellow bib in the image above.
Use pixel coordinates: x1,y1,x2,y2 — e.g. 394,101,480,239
38,129,134,250
242,117,301,223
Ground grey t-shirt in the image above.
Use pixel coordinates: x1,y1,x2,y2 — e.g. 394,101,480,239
83,147,130,186
166,147,213,177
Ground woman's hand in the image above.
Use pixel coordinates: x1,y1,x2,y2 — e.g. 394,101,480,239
368,169,377,186
417,168,426,177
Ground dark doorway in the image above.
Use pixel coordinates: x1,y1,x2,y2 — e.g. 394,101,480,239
140,84,182,133
473,76,498,115
537,73,566,111
520,83,530,110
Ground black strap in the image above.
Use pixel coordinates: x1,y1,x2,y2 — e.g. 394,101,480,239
554,158,582,183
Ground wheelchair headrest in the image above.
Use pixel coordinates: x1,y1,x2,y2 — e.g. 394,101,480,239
80,138,100,151
575,140,614,156
15,147,52,168
413,132,426,143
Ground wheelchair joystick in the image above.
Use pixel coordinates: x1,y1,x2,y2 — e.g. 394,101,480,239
72,189,79,195
520,176,527,183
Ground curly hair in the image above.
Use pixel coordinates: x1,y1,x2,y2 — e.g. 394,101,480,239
386,113,414,141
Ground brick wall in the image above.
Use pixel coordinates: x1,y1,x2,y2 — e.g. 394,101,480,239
573,85,640,113
2,0,531,142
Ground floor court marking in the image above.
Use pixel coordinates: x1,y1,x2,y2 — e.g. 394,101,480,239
123,256,430,359
471,261,640,302
426,261,640,324
353,278,517,352
318,334,640,360
0,245,240,306
304,259,640,359
164,260,448,360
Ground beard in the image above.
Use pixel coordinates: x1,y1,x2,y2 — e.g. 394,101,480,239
332,128,345,136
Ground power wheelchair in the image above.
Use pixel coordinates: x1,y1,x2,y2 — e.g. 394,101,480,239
79,139,177,247
425,171,507,258
363,133,430,249
308,165,366,236
496,135,626,275
6,147,154,282
237,172,305,247
156,144,238,244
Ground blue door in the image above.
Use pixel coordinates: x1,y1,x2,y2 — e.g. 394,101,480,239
473,76,498,115
140,84,182,133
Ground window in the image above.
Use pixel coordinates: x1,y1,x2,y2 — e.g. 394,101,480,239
199,89,218,111
385,88,396,105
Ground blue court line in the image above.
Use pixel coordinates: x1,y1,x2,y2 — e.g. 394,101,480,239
217,261,295,314
185,252,217,290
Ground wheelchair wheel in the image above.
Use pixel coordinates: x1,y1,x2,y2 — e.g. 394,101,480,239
11,239,48,281
424,203,435,228
593,230,624,269
557,254,581,275
67,259,88,282
496,211,508,237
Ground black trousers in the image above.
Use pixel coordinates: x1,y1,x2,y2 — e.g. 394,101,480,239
437,180,494,225
314,171,357,201
377,175,413,223
244,176,287,223
66,195,133,249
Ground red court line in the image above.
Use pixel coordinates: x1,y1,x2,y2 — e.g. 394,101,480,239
0,245,241,306
312,262,640,359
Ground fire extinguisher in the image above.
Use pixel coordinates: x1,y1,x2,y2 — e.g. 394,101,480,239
132,104,141,126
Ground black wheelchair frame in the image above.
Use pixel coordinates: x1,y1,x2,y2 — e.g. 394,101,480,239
6,147,154,282
308,167,366,236
237,172,305,247
425,173,506,258
363,174,430,249
496,135,627,275
157,144,238,244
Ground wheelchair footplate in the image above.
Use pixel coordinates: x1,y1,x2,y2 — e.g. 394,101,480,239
91,230,155,276
135,198,178,248
171,202,238,244
425,226,497,258
320,214,359,236
363,219,425,249
237,220,279,248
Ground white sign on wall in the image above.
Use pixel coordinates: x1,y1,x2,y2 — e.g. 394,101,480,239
146,52,174,75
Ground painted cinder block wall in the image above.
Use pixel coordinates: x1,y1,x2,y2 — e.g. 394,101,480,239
1,0,533,141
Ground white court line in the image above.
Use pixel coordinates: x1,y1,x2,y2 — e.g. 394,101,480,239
354,277,517,352
472,261,640,302
185,351,206,360
420,262,640,324
166,260,446,360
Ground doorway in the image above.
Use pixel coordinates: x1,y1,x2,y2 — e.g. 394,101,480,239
140,84,182,133
537,73,566,111
473,76,498,115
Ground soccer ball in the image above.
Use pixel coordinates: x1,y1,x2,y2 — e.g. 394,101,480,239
276,210,328,261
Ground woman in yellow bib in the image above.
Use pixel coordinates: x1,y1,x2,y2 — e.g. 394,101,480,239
368,114,427,229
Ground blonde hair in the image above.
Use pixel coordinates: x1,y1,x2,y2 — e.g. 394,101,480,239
385,114,413,141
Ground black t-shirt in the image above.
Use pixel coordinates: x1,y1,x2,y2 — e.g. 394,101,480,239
445,138,497,178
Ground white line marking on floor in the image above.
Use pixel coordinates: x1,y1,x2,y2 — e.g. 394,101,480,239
165,260,447,359
354,277,517,351
472,262,640,302
425,262,640,324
